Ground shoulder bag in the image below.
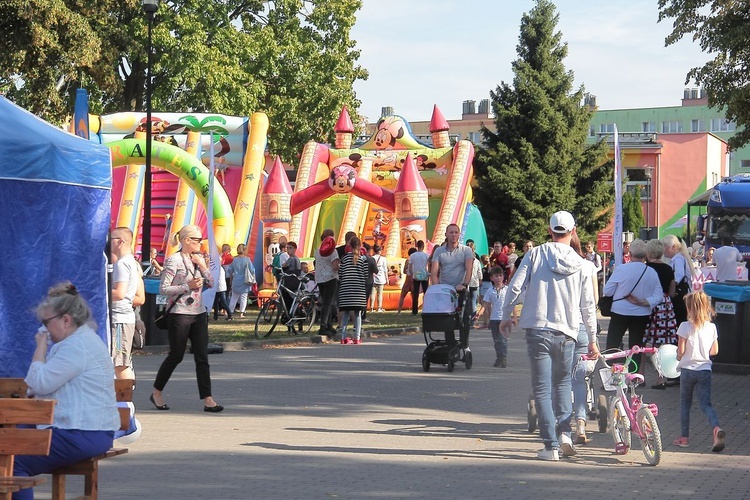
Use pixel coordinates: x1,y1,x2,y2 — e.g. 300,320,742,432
598,264,648,317
244,262,257,285
155,293,185,330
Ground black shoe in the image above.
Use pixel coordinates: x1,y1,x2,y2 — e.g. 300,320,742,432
666,378,680,387
204,404,224,413
149,394,169,411
651,382,667,390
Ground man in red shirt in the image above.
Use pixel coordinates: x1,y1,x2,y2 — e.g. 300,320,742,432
490,241,509,273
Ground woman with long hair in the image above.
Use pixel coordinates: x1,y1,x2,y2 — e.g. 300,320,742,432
337,236,368,344
152,225,223,413
663,235,694,325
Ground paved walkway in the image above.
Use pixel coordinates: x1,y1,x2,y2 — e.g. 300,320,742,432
34,323,750,499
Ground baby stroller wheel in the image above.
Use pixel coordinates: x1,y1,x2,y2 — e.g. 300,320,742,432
463,349,473,370
422,351,431,372
597,394,608,433
527,395,537,433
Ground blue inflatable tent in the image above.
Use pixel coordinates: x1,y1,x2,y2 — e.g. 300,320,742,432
0,96,111,377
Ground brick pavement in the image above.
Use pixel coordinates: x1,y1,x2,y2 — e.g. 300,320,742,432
32,322,750,500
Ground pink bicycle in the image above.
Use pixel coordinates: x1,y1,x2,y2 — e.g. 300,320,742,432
585,345,663,465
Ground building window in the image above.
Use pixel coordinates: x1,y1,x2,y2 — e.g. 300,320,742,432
691,119,706,132
468,131,481,143
661,121,683,133
710,118,736,132
741,160,750,169
599,123,615,134
625,168,652,200
588,125,595,137
642,122,656,133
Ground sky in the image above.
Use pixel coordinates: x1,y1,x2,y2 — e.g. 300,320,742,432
350,0,711,122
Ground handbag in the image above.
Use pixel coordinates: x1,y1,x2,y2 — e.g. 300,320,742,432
154,293,185,330
244,265,257,285
133,321,146,350
598,264,648,317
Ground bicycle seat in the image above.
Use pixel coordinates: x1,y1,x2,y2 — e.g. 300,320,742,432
625,373,645,385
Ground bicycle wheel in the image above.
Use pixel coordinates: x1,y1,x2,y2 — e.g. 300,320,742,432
609,397,631,453
637,406,662,466
254,300,280,339
262,299,278,322
290,296,317,334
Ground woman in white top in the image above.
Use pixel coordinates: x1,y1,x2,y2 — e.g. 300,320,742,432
14,282,120,498
663,235,693,325
603,239,664,372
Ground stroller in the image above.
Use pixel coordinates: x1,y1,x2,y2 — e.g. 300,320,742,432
421,284,473,372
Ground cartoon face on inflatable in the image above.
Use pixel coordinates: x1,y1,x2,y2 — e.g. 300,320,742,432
374,116,405,149
266,242,280,264
329,164,357,193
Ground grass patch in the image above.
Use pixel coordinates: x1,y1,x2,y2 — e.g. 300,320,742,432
208,307,422,343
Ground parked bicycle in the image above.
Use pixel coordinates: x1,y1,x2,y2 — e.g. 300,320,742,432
254,272,318,339
584,345,664,466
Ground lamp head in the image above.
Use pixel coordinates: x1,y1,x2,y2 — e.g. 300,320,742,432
142,0,158,15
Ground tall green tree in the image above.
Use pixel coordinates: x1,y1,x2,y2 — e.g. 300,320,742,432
622,188,645,236
0,0,368,161
473,0,613,246
658,0,750,149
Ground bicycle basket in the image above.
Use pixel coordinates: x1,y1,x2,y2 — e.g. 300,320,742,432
598,367,618,392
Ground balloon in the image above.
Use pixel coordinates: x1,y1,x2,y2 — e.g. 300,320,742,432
117,418,142,444
653,344,681,379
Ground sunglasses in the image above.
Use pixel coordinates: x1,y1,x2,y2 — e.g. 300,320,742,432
41,313,64,327
186,237,203,243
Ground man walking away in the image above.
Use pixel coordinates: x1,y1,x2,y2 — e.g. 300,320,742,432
500,211,599,461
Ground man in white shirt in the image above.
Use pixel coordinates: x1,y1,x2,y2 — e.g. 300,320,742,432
110,227,144,380
713,236,744,282
409,240,430,314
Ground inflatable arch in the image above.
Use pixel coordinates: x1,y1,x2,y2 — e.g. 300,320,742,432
108,138,235,247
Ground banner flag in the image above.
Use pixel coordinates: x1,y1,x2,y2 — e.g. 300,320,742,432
73,89,90,140
613,124,623,267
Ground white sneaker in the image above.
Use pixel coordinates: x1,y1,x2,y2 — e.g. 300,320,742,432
537,448,560,461
559,433,576,457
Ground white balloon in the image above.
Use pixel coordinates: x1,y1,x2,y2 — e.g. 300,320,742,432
654,344,681,379
117,418,142,444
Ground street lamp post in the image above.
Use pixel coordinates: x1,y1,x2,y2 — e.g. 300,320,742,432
141,0,158,266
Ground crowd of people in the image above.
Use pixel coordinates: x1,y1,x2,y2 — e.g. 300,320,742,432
13,214,735,497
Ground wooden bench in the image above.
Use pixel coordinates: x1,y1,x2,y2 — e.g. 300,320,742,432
0,378,132,500
50,378,133,500
0,397,55,500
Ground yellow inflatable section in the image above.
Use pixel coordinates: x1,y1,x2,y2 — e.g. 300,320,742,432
108,139,235,248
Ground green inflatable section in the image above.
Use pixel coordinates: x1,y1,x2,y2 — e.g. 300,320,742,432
463,203,489,255
108,138,235,245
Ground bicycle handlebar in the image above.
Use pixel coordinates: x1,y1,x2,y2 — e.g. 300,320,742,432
582,345,657,362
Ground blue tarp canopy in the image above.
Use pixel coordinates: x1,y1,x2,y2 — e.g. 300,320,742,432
0,96,112,377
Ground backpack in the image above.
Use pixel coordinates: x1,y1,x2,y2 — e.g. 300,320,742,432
272,252,282,278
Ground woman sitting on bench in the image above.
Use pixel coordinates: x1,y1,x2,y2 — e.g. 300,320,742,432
13,282,120,500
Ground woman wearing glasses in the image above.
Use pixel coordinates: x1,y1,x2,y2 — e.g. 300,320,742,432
151,225,224,413
14,282,120,498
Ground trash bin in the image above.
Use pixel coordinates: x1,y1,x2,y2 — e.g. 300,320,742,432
140,277,169,346
703,282,750,365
